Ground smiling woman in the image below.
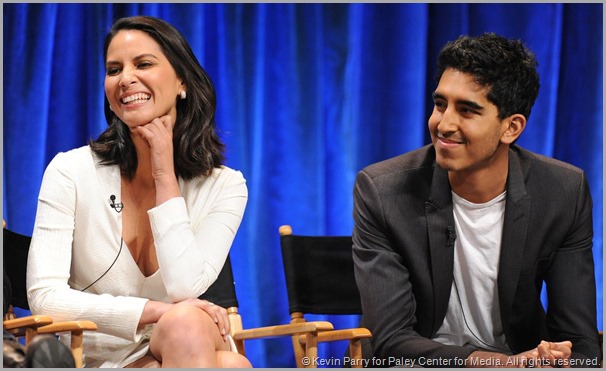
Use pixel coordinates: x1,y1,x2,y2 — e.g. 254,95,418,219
104,30,183,130
25,16,251,368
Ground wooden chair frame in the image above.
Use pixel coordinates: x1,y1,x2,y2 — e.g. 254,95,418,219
279,225,372,368
3,222,97,367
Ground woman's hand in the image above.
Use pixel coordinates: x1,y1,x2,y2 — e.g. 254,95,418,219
140,298,231,341
132,115,181,204
132,115,175,182
177,298,231,340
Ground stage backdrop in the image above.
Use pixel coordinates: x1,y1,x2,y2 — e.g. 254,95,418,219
3,3,602,367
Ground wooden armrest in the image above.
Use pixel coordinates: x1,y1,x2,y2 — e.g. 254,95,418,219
3,315,54,334
300,327,371,344
38,320,97,334
37,320,97,368
232,321,334,341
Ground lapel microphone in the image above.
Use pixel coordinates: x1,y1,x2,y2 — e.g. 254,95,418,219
109,195,123,213
446,226,457,247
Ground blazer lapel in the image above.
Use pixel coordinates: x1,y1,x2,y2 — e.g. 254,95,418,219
425,163,456,334
498,149,530,331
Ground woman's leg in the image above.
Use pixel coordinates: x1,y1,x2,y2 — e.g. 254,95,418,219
124,353,160,368
148,303,250,368
216,350,253,368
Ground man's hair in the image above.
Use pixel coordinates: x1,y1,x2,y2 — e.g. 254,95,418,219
435,32,540,120
90,15,224,180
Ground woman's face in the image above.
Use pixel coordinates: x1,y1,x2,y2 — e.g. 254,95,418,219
104,30,184,128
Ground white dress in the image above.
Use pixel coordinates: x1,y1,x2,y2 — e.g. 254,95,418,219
26,146,248,367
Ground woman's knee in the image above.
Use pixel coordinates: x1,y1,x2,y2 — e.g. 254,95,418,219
152,304,217,347
217,351,253,368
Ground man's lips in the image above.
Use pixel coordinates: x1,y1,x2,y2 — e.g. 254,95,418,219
437,136,465,147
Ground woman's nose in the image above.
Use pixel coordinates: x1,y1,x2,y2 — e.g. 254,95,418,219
119,69,136,88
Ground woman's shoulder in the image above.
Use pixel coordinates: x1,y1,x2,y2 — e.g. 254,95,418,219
181,165,247,194
211,165,246,181
46,145,96,170
46,145,98,176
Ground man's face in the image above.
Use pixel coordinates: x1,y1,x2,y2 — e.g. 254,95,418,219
428,68,510,174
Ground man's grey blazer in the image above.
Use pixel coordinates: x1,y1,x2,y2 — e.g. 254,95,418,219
353,144,600,365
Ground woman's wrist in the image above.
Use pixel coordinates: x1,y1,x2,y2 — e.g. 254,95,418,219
154,177,181,205
140,300,172,327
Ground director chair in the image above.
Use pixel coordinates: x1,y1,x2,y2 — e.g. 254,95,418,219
279,225,372,368
3,225,97,367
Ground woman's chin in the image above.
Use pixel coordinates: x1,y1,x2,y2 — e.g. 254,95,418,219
119,118,149,129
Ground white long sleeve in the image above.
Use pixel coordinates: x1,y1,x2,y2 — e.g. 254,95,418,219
26,146,247,364
149,168,248,301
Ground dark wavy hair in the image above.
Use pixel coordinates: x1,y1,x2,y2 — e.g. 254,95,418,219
435,32,540,120
90,16,224,180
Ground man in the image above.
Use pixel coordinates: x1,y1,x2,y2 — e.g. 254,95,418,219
352,33,601,368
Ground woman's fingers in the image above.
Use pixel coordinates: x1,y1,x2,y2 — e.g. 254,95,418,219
204,301,230,338
134,115,173,145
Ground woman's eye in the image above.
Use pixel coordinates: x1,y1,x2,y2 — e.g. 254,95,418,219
137,62,152,68
106,67,120,76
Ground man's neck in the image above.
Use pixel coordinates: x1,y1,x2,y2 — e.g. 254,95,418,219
448,149,509,204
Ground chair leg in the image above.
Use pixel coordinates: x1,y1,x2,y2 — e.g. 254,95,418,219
290,313,306,367
233,339,246,357
70,330,83,368
227,307,247,356
303,332,318,368
24,327,38,345
349,339,363,368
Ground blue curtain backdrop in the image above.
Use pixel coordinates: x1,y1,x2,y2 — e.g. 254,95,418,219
3,3,602,367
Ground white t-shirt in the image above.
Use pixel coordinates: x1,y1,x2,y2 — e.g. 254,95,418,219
432,191,511,353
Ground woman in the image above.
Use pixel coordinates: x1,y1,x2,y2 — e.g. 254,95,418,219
26,16,251,368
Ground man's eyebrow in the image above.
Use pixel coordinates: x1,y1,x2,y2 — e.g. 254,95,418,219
457,99,484,111
432,92,444,100
432,92,484,110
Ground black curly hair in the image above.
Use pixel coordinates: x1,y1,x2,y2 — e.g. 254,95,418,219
436,32,540,120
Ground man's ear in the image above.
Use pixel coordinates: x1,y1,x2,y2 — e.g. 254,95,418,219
501,114,526,144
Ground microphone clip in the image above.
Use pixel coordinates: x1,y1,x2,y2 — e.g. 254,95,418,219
109,195,123,213
446,226,456,247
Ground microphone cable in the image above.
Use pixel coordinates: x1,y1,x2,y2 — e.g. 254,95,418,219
80,237,123,292
453,276,511,353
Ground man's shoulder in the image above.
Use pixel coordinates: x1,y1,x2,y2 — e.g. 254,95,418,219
361,144,435,180
513,145,585,178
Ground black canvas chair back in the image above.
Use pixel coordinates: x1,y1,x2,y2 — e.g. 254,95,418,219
280,233,362,315
278,226,372,368
3,226,238,311
4,228,31,311
199,255,239,309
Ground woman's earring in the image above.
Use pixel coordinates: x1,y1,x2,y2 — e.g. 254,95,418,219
180,91,187,100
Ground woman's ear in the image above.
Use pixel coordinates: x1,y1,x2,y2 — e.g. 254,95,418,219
501,114,526,144
177,80,187,100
